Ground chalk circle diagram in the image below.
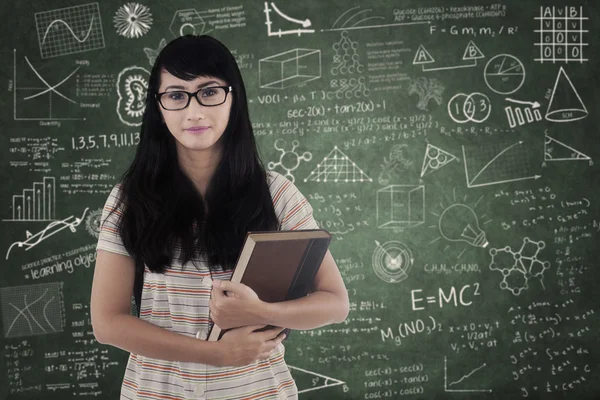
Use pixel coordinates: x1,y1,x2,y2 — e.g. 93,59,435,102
116,66,150,126
484,54,525,95
447,92,491,124
113,2,153,39
372,240,414,283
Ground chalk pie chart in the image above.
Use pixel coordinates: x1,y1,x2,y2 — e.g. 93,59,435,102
372,241,414,283
484,54,525,95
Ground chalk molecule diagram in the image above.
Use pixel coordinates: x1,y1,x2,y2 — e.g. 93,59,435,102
268,139,312,183
488,237,550,296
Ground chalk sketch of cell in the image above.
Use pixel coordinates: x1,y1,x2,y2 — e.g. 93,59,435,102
1,282,65,338
489,237,551,296
113,2,153,39
268,139,312,183
305,146,371,183
116,66,149,126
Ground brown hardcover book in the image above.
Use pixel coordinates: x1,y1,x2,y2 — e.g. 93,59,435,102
207,229,332,341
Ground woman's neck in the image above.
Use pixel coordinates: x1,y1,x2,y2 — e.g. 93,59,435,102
177,147,223,197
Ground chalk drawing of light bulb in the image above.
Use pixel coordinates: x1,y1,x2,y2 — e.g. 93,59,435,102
438,204,488,248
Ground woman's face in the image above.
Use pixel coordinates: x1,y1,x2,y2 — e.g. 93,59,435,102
157,70,232,156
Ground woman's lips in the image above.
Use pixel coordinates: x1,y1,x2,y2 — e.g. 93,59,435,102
186,126,210,133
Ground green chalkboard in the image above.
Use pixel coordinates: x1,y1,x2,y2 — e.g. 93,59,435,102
1,0,599,398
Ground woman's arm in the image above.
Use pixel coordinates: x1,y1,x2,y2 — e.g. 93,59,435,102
91,250,223,364
91,250,284,366
210,250,350,330
262,250,349,329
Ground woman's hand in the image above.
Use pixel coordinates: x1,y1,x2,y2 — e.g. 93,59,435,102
209,280,268,330
214,325,286,367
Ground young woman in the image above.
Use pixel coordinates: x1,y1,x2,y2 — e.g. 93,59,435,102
90,35,349,399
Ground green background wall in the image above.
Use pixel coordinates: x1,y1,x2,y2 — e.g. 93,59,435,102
1,0,598,398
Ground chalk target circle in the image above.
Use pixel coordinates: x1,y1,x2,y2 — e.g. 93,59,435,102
372,241,414,283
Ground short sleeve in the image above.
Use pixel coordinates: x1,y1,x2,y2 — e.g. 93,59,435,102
96,184,132,257
268,171,319,231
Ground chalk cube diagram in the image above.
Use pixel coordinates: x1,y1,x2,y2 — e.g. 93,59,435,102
259,49,321,89
377,185,425,229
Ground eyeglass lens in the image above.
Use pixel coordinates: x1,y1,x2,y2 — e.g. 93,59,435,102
160,87,228,110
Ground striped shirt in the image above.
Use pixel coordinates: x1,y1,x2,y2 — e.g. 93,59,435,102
96,171,319,400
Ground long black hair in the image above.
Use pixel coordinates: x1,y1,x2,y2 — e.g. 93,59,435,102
114,35,279,275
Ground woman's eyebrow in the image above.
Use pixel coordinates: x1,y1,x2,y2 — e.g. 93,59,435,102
163,80,221,91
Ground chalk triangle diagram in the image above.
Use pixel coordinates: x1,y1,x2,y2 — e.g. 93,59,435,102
413,45,435,65
462,40,485,60
544,134,591,161
305,146,372,182
420,144,458,177
545,67,588,122
288,365,345,394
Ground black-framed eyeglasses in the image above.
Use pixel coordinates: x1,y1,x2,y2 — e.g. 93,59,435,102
155,86,233,111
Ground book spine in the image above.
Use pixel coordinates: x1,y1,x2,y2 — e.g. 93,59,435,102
286,238,330,300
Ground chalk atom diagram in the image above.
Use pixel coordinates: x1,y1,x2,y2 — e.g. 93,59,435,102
35,2,105,59
268,139,312,184
304,146,371,183
489,237,551,296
